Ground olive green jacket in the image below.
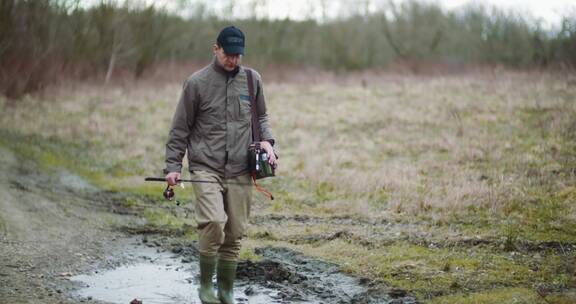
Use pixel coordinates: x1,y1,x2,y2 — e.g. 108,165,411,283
164,58,274,178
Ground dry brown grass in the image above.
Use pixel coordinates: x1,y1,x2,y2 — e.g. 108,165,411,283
271,71,575,217
1,69,575,219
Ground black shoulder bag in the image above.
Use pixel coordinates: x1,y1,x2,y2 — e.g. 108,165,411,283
246,69,275,180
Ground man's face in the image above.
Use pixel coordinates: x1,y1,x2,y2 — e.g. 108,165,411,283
213,44,242,71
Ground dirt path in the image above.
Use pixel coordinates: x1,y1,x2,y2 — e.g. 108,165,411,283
0,146,129,303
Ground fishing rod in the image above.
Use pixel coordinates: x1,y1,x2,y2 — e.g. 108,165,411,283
144,177,254,185
144,177,273,201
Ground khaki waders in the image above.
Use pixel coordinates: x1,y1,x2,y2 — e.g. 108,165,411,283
192,170,252,304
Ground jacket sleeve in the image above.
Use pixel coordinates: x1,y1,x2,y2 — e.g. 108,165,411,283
254,73,275,145
164,79,197,174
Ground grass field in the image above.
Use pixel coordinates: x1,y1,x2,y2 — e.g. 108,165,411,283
1,69,575,303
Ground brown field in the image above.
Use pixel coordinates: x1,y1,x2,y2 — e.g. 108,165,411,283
1,68,575,303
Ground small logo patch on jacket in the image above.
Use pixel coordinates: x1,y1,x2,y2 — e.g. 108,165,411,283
239,94,251,103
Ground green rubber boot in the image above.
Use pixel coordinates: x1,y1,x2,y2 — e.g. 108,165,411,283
217,259,238,304
198,255,220,304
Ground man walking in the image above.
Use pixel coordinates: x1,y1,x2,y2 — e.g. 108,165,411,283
164,26,277,304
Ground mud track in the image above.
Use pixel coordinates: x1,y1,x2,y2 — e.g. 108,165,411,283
0,145,416,304
251,214,576,254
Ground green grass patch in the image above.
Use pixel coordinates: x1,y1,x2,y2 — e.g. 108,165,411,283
239,247,262,262
429,287,544,304
287,239,574,300
544,292,576,304
142,207,196,238
0,129,178,199
493,194,576,243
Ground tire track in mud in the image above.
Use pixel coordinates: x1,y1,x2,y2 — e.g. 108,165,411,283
250,214,576,254
251,214,389,226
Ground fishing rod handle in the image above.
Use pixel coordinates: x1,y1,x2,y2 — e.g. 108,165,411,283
145,177,168,182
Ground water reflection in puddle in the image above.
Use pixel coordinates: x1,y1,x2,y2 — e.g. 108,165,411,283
71,244,287,304
73,262,197,303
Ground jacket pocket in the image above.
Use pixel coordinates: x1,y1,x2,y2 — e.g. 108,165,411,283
237,95,252,121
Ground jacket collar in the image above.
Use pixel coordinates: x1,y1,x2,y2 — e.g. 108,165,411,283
211,57,241,78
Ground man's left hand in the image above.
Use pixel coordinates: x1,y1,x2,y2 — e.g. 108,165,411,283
260,141,278,168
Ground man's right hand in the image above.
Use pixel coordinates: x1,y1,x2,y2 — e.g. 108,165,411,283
166,172,181,186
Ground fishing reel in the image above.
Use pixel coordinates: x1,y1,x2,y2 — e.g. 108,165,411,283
163,185,175,200
163,185,183,205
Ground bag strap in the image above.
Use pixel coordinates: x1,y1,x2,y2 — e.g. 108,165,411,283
251,172,274,200
245,68,261,143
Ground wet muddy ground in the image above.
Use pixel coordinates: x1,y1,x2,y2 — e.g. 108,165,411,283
0,145,415,304
70,236,416,304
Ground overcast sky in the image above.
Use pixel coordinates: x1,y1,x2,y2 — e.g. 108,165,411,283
203,0,575,28
103,0,575,29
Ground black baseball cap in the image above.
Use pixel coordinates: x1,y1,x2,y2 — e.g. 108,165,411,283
217,26,245,55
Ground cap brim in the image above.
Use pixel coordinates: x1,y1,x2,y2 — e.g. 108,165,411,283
223,45,244,55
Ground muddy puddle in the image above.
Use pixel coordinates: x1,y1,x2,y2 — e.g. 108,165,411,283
70,241,282,304
70,238,416,304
